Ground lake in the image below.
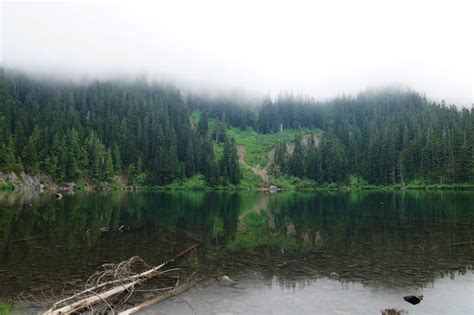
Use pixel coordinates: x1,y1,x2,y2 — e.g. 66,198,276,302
0,191,473,314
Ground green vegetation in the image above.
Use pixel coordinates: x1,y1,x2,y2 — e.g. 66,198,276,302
227,126,317,166
163,174,209,191
0,179,14,191
227,212,298,252
1,190,472,304
0,69,235,189
238,166,262,190
271,175,318,190
0,300,10,315
0,69,473,191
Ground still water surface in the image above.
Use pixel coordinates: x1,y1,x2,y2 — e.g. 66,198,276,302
0,191,473,314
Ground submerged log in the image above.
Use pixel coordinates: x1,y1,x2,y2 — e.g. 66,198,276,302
118,279,199,315
382,308,406,315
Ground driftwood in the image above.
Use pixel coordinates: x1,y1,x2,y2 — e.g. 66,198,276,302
48,281,138,314
44,243,199,314
47,259,164,311
118,279,199,315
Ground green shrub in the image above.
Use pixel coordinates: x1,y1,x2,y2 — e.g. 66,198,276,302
164,174,210,191
0,179,14,191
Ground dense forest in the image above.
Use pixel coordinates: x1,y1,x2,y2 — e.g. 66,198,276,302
0,70,240,187
0,69,473,187
187,87,474,186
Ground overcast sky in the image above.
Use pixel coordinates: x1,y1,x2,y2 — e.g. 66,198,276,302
1,0,473,105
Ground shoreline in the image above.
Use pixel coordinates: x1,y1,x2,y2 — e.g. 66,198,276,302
2,171,474,193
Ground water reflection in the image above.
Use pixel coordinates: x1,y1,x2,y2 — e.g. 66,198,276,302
142,274,474,315
0,191,473,304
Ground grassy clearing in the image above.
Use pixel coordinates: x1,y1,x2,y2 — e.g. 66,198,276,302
199,112,321,168
227,126,320,167
238,166,262,189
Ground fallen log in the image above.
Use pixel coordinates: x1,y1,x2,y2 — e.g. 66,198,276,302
118,279,199,315
44,243,199,314
48,280,138,314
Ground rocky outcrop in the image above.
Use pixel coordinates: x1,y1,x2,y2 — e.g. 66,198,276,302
286,133,320,156
0,172,44,192
0,172,70,192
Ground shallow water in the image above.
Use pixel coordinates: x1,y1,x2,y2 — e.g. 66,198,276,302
143,273,474,315
0,190,473,314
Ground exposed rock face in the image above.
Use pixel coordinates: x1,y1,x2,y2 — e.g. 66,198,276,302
0,172,43,191
0,172,129,193
0,172,63,192
301,133,320,148
58,182,75,193
286,134,320,156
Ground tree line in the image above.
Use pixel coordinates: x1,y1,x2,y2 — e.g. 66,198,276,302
190,89,474,185
0,70,241,186
1,69,472,186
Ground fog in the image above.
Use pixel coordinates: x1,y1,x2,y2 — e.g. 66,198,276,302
1,0,472,106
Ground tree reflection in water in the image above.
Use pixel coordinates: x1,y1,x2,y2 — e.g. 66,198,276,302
0,191,472,306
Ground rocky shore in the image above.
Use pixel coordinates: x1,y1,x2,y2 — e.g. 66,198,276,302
0,172,75,193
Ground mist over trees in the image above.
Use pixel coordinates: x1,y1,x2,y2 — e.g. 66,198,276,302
0,70,224,186
190,90,474,185
0,69,473,187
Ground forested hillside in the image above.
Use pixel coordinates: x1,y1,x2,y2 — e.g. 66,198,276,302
0,69,473,189
191,90,474,186
0,70,240,187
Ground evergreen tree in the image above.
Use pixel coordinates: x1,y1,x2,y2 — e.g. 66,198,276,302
197,111,209,136
288,135,304,178
220,138,241,185
2,134,17,172
22,126,40,173
0,69,472,187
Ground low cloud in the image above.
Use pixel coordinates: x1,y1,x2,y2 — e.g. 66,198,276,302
1,0,472,106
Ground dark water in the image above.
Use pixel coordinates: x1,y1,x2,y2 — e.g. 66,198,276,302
0,191,473,314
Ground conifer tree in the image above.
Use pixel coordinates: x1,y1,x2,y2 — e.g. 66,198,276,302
220,138,241,185
197,111,209,136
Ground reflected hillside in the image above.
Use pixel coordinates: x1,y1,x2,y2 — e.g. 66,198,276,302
0,191,473,299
